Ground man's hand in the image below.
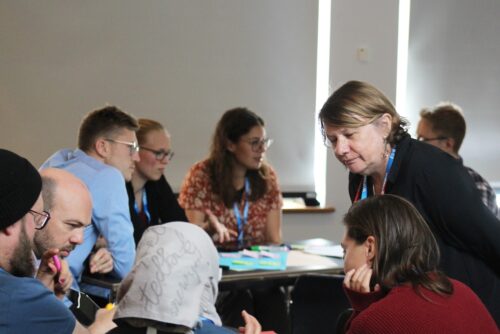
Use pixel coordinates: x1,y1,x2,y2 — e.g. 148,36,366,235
74,307,117,334
239,310,262,334
36,249,71,298
54,259,73,298
89,248,114,274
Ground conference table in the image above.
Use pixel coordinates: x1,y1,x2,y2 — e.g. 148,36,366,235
81,238,344,301
219,248,343,291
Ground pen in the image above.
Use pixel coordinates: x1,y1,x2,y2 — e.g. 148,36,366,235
53,255,62,273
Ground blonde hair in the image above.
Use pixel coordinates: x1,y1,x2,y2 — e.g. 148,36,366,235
136,118,166,146
319,81,408,145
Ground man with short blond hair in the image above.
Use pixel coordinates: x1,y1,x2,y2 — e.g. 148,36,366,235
41,106,139,298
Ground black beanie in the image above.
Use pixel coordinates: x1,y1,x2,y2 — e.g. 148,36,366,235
0,149,42,230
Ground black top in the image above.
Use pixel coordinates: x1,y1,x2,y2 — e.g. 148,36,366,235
107,320,237,334
126,175,187,245
349,134,500,325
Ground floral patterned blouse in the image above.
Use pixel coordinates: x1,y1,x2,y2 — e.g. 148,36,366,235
179,159,283,249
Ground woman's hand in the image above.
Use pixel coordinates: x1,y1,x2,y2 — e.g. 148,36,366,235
205,209,237,243
238,310,262,334
344,264,380,293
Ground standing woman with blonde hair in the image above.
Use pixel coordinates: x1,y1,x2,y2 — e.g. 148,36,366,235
179,107,287,333
319,80,500,326
127,118,187,245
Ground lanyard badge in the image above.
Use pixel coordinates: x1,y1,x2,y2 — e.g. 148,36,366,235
233,177,250,248
355,147,396,202
134,190,151,223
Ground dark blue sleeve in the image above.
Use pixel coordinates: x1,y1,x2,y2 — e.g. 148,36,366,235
4,277,75,333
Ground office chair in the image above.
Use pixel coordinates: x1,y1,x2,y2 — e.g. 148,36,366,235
290,274,351,334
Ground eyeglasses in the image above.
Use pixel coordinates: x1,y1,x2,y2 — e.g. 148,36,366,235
417,136,448,142
243,138,273,152
105,138,140,155
29,209,51,230
140,146,175,161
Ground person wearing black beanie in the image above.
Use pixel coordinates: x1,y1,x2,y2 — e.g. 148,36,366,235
0,148,42,230
0,148,117,333
0,148,75,333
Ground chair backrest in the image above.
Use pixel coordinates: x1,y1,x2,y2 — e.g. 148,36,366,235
290,274,351,334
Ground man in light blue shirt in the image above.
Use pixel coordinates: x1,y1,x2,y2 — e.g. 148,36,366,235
41,106,139,298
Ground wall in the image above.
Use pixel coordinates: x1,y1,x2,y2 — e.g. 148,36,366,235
0,0,401,243
406,0,500,182
3,1,494,243
283,0,400,242
0,0,318,192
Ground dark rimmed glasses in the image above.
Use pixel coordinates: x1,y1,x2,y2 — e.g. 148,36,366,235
243,138,273,152
140,146,175,162
105,138,140,155
29,209,51,230
417,136,448,142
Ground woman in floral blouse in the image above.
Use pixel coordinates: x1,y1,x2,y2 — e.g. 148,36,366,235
179,107,283,250
179,107,288,333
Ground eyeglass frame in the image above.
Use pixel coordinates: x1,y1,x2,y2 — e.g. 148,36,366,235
417,136,448,142
29,209,51,230
105,138,140,155
241,138,274,152
139,146,175,161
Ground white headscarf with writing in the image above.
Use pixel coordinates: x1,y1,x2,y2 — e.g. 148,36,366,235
114,222,222,329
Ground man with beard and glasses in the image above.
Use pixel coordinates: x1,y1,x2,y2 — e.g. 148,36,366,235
0,149,116,333
33,168,96,299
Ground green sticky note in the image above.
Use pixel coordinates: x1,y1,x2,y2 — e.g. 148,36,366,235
232,260,253,266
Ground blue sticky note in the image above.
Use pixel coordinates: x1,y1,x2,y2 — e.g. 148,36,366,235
219,251,288,271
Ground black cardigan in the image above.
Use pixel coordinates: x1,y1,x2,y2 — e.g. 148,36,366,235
126,175,187,245
349,134,500,325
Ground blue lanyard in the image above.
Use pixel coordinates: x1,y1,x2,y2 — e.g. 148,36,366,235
233,177,250,248
359,147,396,201
134,190,151,223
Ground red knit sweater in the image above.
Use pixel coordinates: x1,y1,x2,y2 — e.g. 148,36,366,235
344,279,499,333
